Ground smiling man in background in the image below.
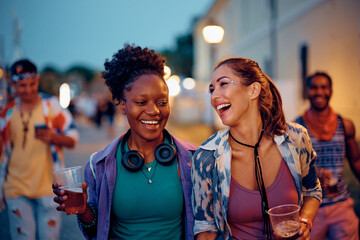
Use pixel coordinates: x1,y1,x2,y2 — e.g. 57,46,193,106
295,72,360,240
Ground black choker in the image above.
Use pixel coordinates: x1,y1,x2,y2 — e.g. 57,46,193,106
229,128,271,240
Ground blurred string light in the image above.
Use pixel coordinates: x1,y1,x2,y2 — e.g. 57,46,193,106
164,65,171,80
182,77,196,90
166,75,181,96
59,83,71,109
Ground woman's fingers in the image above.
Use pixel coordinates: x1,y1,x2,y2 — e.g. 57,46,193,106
53,182,67,212
297,222,310,240
52,182,58,189
81,182,87,191
55,202,66,211
52,186,65,196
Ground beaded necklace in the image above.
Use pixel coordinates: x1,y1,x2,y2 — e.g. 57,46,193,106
20,109,33,149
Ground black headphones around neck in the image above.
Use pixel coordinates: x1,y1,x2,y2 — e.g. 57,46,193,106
120,129,177,172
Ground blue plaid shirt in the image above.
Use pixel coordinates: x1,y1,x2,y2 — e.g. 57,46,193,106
191,122,322,239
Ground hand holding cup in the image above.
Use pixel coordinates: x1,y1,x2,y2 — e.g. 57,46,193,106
316,168,332,186
317,168,339,197
268,204,301,240
53,166,87,215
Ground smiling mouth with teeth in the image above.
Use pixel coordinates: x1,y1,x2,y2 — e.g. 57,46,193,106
141,120,159,125
217,103,231,111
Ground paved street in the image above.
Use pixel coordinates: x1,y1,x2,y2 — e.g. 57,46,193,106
0,118,213,240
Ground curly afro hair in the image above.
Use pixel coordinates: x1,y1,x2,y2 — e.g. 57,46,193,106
102,43,166,104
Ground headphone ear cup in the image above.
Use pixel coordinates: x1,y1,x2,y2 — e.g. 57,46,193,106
121,150,144,172
154,143,176,165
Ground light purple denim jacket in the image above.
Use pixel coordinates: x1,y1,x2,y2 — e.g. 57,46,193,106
79,132,197,240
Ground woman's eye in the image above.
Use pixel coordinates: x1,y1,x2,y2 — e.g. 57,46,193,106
220,82,229,87
136,101,145,105
209,88,214,94
158,101,168,106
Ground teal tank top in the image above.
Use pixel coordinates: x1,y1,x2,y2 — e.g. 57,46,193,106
109,139,184,240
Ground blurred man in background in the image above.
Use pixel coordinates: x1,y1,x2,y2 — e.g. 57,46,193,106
0,59,78,239
295,72,360,240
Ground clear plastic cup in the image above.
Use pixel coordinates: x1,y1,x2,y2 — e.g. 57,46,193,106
53,166,86,215
268,204,300,240
324,175,339,197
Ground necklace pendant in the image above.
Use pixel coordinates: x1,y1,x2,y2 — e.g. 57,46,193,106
147,167,151,172
148,179,152,184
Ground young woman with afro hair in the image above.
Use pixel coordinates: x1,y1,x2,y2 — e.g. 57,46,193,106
53,43,197,239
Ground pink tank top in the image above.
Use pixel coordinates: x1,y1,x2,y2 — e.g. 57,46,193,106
228,159,298,239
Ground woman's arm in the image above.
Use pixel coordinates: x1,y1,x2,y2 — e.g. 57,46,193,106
300,127,322,202
191,149,219,236
297,127,321,239
298,197,320,239
77,159,99,239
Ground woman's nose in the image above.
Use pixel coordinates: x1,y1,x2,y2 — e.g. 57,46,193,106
147,103,160,115
211,88,220,101
210,89,221,109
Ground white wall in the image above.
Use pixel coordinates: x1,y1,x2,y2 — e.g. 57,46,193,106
193,0,360,139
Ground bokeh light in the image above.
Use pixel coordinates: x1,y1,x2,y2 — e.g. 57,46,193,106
59,83,71,109
166,76,181,96
164,65,171,80
182,77,196,90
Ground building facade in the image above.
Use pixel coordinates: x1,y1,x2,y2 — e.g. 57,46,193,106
193,0,360,140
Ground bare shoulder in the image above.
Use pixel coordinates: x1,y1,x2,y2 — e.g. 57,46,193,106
342,117,356,139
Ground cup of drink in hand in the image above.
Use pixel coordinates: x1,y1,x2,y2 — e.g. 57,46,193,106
53,166,86,215
268,204,300,240
324,174,339,197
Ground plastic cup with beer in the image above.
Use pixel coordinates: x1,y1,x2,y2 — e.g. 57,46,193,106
268,204,300,240
324,174,339,197
53,166,86,215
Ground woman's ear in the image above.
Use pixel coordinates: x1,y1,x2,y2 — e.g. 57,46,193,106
119,100,127,115
249,82,261,100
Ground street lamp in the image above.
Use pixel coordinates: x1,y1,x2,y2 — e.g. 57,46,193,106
202,20,224,132
202,20,225,70
202,24,224,44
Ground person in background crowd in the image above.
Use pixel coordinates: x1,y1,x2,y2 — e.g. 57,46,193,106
192,57,321,240
295,72,359,240
0,59,79,239
105,98,116,139
53,43,196,239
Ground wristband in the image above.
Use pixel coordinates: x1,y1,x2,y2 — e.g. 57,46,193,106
299,216,312,230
